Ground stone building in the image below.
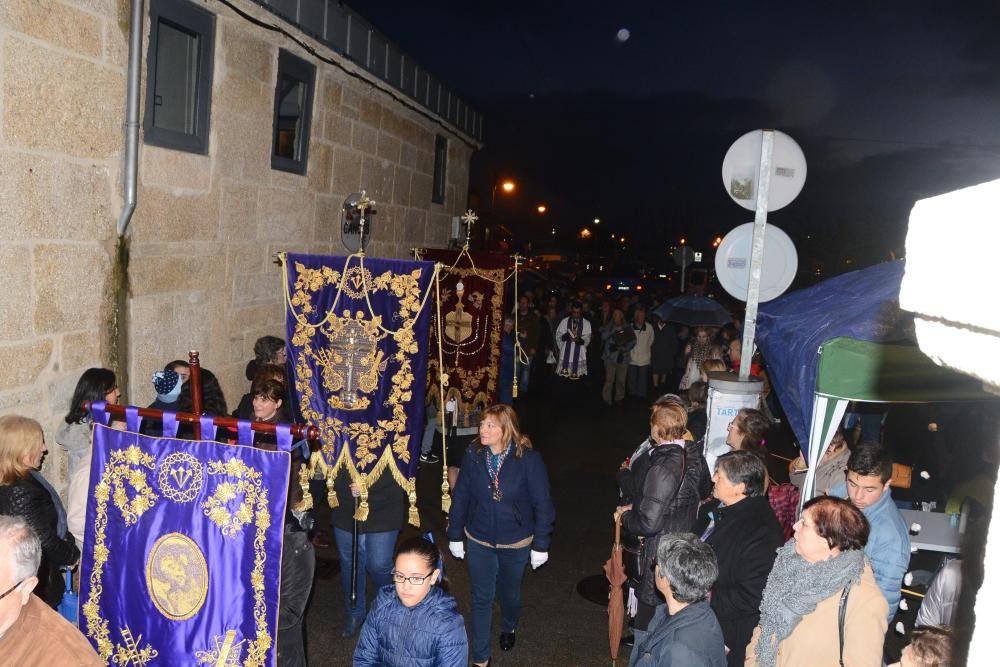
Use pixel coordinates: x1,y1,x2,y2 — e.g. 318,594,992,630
0,0,481,491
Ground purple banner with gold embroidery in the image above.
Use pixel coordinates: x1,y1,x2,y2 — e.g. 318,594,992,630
79,415,289,666
422,249,509,429
282,253,433,520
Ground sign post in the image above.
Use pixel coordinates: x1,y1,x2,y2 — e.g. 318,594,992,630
738,131,774,380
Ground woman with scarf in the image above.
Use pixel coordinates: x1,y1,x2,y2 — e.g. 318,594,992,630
448,404,555,667
746,496,887,667
679,327,721,391
614,402,709,643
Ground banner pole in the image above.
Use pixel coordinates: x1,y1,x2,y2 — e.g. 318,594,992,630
351,496,360,604
189,350,202,439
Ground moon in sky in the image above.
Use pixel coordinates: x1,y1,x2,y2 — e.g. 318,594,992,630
616,28,630,42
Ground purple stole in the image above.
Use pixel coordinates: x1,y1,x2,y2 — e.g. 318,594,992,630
561,317,584,376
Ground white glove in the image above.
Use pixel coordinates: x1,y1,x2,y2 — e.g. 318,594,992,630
449,541,465,560
530,550,548,570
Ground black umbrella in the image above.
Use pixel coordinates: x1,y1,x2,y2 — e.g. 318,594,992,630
652,295,733,327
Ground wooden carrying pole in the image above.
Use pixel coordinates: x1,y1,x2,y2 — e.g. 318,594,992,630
189,350,203,439
82,401,320,442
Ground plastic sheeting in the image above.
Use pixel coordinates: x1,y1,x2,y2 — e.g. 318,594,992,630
756,261,914,456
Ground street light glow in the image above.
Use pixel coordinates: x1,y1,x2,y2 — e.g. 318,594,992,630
593,218,600,224
501,180,516,193
537,204,547,213
680,237,686,245
580,228,592,239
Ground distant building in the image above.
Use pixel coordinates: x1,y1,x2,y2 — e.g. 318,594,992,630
0,0,480,491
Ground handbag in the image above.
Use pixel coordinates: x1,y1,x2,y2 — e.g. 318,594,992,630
619,446,688,584
838,583,852,667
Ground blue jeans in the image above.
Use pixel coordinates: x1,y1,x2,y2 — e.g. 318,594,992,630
467,540,530,663
333,527,398,622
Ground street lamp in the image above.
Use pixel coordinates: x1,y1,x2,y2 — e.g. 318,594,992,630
491,179,516,210
593,218,601,225
537,204,547,214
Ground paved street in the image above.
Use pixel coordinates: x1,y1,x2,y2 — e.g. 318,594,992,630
306,384,651,666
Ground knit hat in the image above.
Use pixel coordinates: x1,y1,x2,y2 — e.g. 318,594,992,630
152,369,182,403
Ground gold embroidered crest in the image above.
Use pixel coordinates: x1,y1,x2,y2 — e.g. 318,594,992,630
158,452,203,503
145,533,209,621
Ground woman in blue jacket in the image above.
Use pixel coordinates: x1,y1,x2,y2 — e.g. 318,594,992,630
447,404,556,667
353,537,468,666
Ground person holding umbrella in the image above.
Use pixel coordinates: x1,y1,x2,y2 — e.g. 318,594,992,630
448,404,555,667
614,402,709,644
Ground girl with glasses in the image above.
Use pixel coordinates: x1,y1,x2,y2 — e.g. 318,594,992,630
354,537,468,666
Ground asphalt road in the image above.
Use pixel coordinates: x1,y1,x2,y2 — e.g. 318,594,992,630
305,379,650,666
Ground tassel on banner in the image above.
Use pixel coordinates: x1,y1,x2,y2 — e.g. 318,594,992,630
354,484,370,522
294,462,314,512
512,379,519,399
408,489,420,527
327,472,338,509
441,478,452,513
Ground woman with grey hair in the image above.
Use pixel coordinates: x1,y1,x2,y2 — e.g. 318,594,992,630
703,451,784,666
629,532,726,667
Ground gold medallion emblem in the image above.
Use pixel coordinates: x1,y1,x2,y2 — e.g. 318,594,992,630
145,533,209,621
158,452,203,503
314,310,387,411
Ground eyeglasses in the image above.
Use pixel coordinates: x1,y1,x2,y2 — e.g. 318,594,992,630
0,578,26,602
391,570,434,586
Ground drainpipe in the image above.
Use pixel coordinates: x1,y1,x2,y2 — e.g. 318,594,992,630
110,0,144,401
116,0,144,237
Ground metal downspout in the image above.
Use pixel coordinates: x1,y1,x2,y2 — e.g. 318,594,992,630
116,0,144,237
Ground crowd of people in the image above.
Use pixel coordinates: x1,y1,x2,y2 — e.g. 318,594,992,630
0,286,983,666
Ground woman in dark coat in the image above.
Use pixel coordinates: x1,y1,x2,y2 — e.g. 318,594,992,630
704,451,784,666
448,404,555,667
0,415,80,607
615,402,710,638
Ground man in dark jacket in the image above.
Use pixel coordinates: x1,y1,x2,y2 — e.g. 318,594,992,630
704,451,784,666
630,532,726,667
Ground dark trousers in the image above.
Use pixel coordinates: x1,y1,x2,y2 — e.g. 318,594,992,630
278,526,316,667
467,540,530,663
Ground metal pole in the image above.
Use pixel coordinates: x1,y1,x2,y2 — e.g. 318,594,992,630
680,252,687,294
115,0,144,237
351,496,360,604
738,130,774,381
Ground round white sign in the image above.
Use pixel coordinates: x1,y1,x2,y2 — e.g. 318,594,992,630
721,130,807,212
714,223,798,302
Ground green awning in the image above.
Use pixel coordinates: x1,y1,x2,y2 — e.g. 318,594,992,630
815,337,991,402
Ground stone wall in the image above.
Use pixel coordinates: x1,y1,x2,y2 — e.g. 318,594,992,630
0,0,475,494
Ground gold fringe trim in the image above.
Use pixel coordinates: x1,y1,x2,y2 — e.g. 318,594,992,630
320,442,418,526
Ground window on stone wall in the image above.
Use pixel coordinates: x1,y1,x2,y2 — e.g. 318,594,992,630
143,0,215,154
432,134,447,204
271,50,316,175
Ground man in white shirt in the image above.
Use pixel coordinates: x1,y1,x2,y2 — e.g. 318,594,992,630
628,307,654,399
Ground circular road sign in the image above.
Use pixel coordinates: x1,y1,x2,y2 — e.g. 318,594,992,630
721,130,807,212
714,222,798,302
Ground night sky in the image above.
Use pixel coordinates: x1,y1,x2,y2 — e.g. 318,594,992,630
349,0,1000,277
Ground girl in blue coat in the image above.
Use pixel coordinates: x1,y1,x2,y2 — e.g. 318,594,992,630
447,404,556,667
353,537,468,666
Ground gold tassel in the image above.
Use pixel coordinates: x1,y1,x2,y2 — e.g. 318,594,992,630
293,462,314,512
408,489,420,527
327,472,338,509
512,379,519,399
354,483,370,522
441,479,452,513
